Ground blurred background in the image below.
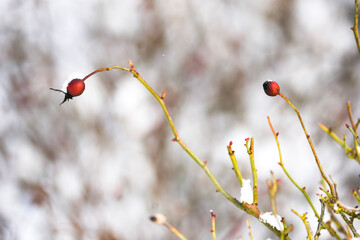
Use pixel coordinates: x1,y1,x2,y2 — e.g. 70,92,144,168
0,0,359,239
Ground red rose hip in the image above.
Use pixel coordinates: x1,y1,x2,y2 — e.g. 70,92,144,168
263,80,280,96
67,79,85,97
50,78,86,105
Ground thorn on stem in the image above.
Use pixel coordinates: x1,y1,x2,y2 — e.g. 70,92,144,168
128,60,138,75
210,210,217,218
161,91,166,99
128,60,134,68
203,161,207,166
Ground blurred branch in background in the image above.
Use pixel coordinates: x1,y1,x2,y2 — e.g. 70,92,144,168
320,102,360,164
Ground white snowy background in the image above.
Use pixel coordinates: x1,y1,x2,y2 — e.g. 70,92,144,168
0,0,359,239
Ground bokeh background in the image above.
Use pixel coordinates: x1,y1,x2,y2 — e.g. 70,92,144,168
0,0,359,239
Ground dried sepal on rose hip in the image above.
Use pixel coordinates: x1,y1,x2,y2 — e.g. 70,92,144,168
50,78,85,105
263,80,280,97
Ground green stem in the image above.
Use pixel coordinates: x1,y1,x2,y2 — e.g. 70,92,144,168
124,62,294,237
246,138,258,205
267,117,319,218
352,0,360,53
319,124,353,154
164,222,188,240
210,210,217,240
227,143,243,186
278,93,335,197
291,210,314,240
124,63,293,238
267,117,341,239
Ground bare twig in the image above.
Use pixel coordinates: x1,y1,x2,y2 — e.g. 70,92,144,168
227,141,244,186
210,210,217,240
247,220,255,240
352,0,360,53
278,93,335,197
267,116,319,218
246,138,258,205
292,209,314,240
314,200,326,239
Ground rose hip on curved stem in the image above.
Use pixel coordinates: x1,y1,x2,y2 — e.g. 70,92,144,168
50,66,129,105
264,79,336,197
50,78,85,105
263,80,280,97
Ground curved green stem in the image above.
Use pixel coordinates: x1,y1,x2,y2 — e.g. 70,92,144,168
267,116,319,217
267,116,341,239
227,143,244,187
352,0,360,53
122,62,290,238
278,93,335,197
